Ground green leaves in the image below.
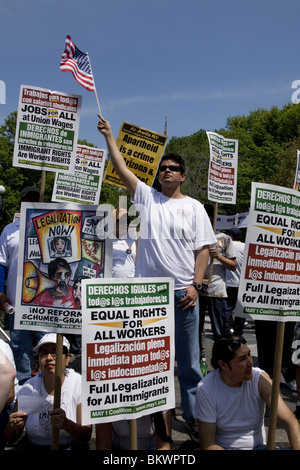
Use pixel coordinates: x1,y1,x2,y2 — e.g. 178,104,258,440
1,102,300,233
164,103,300,215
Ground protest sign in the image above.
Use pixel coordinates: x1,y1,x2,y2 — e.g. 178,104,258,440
13,85,81,173
52,144,106,204
14,202,112,334
294,150,300,191
81,277,175,425
216,211,249,230
235,182,300,321
206,131,238,204
104,122,168,189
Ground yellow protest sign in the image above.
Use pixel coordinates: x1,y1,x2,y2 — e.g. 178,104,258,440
104,122,168,188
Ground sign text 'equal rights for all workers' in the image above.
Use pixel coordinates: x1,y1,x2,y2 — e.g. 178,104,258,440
81,278,175,425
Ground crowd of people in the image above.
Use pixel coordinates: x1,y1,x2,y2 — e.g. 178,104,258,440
0,116,299,450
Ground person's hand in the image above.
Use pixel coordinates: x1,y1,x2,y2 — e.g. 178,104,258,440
0,292,10,310
50,408,67,430
209,246,219,259
97,115,111,137
177,285,199,311
9,411,27,430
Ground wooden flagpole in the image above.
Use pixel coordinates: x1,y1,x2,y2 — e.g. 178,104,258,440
86,52,102,117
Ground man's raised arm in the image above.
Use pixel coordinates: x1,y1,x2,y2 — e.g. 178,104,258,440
97,116,138,198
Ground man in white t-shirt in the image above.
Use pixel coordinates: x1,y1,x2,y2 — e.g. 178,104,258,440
194,334,300,450
97,116,217,442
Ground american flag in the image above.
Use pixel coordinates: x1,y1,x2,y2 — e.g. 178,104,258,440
60,35,95,92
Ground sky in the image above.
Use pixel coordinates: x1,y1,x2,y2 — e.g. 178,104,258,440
1,0,300,149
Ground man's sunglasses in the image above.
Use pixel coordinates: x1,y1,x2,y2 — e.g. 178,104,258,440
159,165,181,172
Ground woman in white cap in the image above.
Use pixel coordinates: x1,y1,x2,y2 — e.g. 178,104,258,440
4,334,91,449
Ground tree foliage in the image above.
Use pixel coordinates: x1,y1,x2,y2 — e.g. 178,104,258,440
1,103,300,232
164,103,300,215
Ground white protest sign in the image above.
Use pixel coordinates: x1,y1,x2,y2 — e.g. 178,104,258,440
294,150,300,191
15,202,112,334
206,131,238,204
235,182,300,321
216,212,249,230
13,85,81,173
81,277,175,425
52,144,106,204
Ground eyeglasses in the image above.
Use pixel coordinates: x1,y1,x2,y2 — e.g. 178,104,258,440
159,165,181,173
39,350,56,359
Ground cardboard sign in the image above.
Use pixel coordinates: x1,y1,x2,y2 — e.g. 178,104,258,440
235,182,300,321
207,131,238,204
15,202,112,333
13,85,81,173
52,145,106,204
81,277,175,424
104,122,167,188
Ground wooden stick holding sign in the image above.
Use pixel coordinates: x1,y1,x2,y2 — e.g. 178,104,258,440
130,419,137,450
51,333,64,450
208,202,218,283
37,171,63,451
267,322,285,450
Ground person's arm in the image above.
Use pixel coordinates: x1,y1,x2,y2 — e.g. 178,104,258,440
178,246,209,311
209,246,237,271
97,116,138,198
50,404,92,442
5,383,15,410
95,422,113,449
197,420,224,450
0,349,16,413
4,404,27,443
258,371,300,449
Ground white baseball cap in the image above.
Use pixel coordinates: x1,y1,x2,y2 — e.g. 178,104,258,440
34,333,70,353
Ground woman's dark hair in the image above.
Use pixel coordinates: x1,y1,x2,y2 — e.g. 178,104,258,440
211,335,247,369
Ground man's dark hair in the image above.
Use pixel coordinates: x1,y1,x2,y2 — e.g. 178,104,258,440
227,227,242,240
211,335,247,369
160,153,186,174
